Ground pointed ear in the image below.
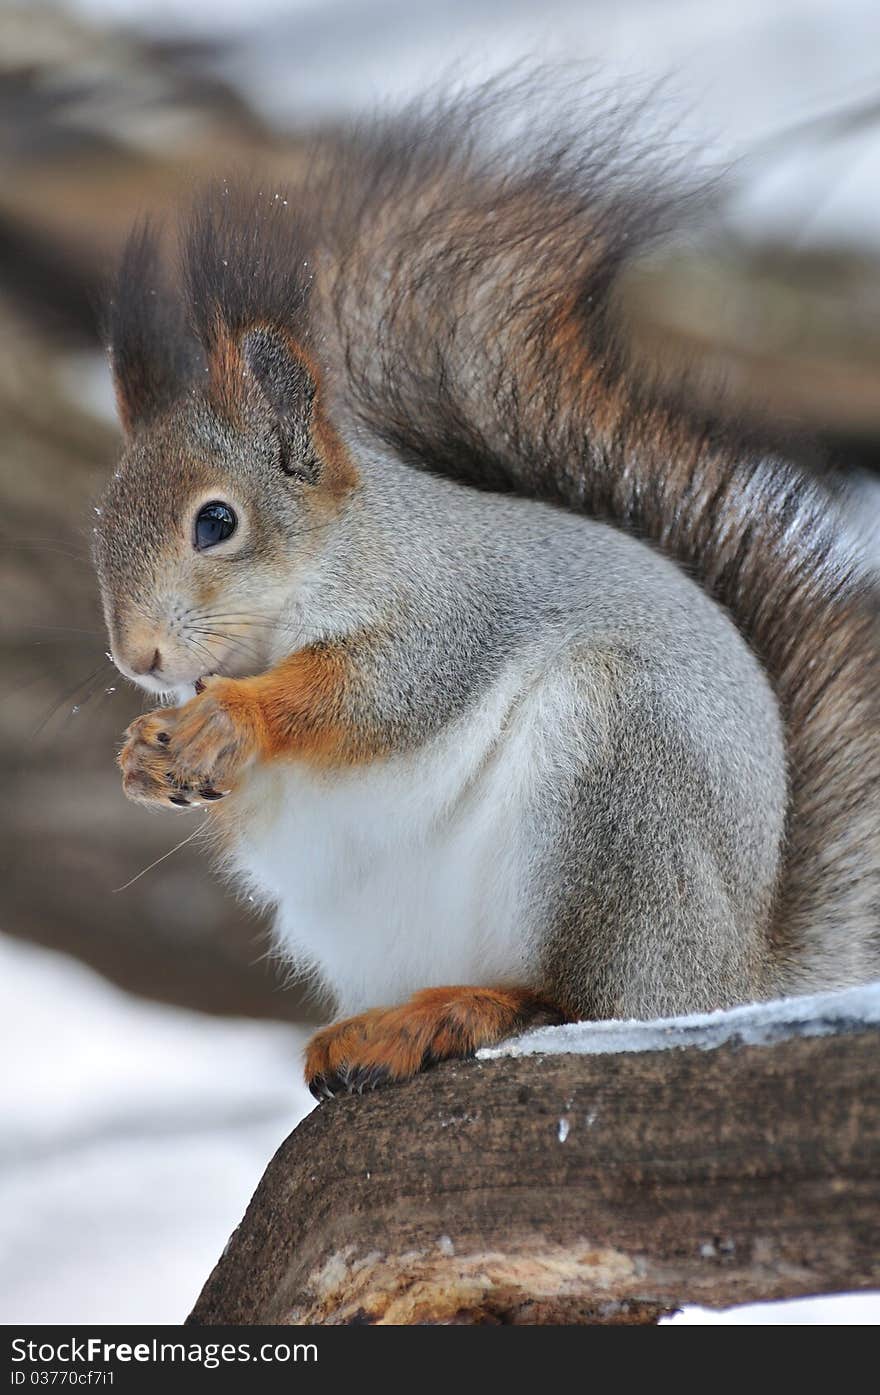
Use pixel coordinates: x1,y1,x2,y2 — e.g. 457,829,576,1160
105,223,201,436
242,327,322,482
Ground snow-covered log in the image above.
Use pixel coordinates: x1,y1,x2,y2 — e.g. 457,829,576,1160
188,985,880,1325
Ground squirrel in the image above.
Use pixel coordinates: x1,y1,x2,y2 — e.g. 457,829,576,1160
93,89,880,1098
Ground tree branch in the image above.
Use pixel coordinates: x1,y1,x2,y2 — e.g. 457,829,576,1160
189,990,879,1325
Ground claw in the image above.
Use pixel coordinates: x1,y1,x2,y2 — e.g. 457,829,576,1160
346,1063,389,1094
168,794,191,807
308,1073,336,1101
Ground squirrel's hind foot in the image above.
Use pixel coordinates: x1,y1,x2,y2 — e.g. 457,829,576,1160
305,985,566,1099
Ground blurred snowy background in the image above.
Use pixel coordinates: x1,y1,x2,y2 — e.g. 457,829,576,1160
1,0,879,1325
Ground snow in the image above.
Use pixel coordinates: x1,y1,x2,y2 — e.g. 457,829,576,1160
3,934,877,1325
0,934,314,1324
667,1293,880,1325
479,980,880,1059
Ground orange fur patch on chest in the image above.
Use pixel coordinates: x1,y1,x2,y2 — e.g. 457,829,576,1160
216,641,385,769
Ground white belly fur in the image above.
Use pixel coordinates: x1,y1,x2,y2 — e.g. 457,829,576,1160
221,659,572,1014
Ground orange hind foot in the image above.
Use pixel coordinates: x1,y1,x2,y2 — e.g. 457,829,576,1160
305,984,566,1098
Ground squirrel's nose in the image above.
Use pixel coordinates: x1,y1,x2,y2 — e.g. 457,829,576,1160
129,647,162,677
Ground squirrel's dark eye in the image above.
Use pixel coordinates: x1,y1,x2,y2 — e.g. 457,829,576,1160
195,501,237,551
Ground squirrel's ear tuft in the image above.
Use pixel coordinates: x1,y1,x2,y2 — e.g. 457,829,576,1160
242,327,322,482
104,223,201,436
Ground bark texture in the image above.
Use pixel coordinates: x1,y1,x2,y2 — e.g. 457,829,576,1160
189,1021,879,1325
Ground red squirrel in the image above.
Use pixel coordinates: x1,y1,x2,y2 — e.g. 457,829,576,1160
93,91,880,1097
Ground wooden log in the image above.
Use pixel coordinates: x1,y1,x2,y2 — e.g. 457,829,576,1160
189,993,879,1325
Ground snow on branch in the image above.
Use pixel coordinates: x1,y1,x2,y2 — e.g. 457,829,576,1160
480,980,880,1060
190,984,880,1325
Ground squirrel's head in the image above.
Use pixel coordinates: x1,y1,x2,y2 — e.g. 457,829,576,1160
93,211,356,700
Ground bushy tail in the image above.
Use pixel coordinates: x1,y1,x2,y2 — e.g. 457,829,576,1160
306,86,879,986
179,83,879,984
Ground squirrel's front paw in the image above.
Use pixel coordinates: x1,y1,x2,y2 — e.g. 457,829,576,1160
118,677,261,809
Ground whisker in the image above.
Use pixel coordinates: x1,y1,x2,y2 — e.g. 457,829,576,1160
1,665,81,703
112,818,209,893
189,613,292,628
29,660,113,739
188,613,303,647
185,632,226,668
192,625,266,651
181,611,306,674
189,610,278,619
57,665,118,731
186,635,226,673
188,628,267,665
